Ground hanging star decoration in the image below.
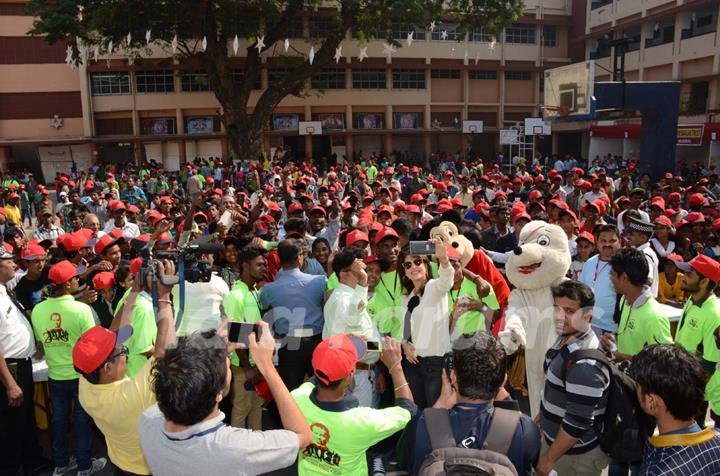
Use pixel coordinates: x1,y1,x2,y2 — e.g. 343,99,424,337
334,46,342,64
440,30,448,40
64,45,73,66
79,45,88,65
145,30,152,44
358,45,368,62
406,31,414,47
450,46,455,57
201,35,207,52
255,35,265,54
309,45,315,64
126,32,132,45
474,53,480,65
93,44,99,62
489,36,497,51
171,34,178,53
284,38,290,52
382,43,396,59
233,35,239,55
464,50,468,61
429,21,436,32
107,40,113,55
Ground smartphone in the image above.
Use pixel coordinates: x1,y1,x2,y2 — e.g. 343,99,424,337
366,341,380,352
409,240,436,256
227,322,263,347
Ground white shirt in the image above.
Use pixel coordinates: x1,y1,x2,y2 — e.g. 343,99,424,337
0,283,35,359
581,191,607,205
103,220,141,239
650,238,675,258
637,242,660,298
173,273,230,336
323,283,373,339
315,216,342,251
402,263,454,358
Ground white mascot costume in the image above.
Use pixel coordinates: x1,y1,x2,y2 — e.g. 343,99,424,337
499,221,571,417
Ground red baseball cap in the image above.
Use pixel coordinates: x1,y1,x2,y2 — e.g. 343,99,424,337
22,242,46,261
689,193,707,207
92,271,115,291
312,334,365,385
94,234,124,255
653,215,674,228
404,204,422,215
346,229,369,248
309,206,327,217
108,200,126,212
287,202,304,214
674,255,720,282
130,257,143,277
410,193,425,204
48,260,81,285
374,226,399,245
72,325,133,374
576,231,595,245
687,211,706,223
126,205,140,214
62,232,89,253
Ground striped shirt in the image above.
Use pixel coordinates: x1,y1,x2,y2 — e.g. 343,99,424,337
540,328,610,454
33,224,65,243
640,426,720,475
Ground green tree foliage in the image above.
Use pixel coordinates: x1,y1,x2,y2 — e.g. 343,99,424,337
28,0,524,161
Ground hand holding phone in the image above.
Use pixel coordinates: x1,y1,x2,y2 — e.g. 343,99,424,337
408,240,436,256
228,321,263,348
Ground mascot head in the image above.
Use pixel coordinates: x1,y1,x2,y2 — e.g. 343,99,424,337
506,220,571,290
429,221,474,267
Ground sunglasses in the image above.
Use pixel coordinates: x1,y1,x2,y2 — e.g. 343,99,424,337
106,345,129,363
402,257,426,270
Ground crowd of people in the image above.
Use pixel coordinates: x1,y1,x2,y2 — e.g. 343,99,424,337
2,153,720,476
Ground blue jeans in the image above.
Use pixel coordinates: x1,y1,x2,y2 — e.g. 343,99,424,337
608,462,641,476
48,378,92,471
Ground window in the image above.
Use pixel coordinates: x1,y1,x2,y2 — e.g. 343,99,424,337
591,0,612,10
431,69,460,79
469,70,497,80
681,81,709,114
392,24,426,41
90,72,130,96
469,28,491,42
622,28,641,52
180,71,209,91
543,26,557,47
312,69,346,89
505,71,532,80
135,70,175,93
287,16,305,38
505,24,536,44
309,16,333,39
393,69,425,89
352,69,386,89
232,70,262,89
432,23,463,41
267,69,291,86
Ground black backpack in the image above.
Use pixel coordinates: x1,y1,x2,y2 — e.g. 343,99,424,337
418,407,520,476
562,348,654,464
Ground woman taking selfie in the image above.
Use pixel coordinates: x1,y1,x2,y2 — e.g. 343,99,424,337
398,237,454,409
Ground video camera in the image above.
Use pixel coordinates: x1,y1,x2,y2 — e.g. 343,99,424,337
137,239,224,285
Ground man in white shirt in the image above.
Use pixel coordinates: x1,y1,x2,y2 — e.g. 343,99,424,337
581,177,608,205
0,247,51,475
103,201,140,238
627,216,659,298
323,248,379,407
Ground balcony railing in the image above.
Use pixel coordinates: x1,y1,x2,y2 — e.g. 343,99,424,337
591,0,612,10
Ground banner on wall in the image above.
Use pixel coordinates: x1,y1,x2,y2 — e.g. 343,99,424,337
677,124,704,146
356,113,384,129
317,113,345,130
186,116,215,134
272,114,300,131
141,118,176,135
393,112,420,129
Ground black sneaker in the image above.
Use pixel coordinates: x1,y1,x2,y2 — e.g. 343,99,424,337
370,456,386,476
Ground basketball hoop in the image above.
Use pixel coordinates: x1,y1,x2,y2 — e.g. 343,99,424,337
541,105,570,117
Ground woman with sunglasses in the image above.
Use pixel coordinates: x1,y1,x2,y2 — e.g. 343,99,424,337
397,237,454,408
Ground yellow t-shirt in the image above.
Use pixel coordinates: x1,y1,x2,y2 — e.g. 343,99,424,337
658,272,684,304
78,358,156,475
5,204,20,225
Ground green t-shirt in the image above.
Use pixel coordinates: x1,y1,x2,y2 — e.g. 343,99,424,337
292,381,412,475
448,278,499,339
366,165,378,184
31,295,96,380
706,369,720,413
223,281,262,367
373,271,404,339
617,295,673,356
113,287,133,316
675,294,720,363
126,292,157,378
327,272,339,291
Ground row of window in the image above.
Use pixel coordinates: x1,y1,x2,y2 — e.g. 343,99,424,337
90,69,535,95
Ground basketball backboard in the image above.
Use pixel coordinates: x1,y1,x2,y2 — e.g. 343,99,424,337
462,120,484,134
524,117,551,136
543,61,596,120
299,121,322,135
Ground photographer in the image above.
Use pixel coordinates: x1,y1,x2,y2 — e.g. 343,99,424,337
74,260,177,476
139,320,312,476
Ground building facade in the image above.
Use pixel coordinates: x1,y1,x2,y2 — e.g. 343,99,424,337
583,0,720,166
1,0,576,179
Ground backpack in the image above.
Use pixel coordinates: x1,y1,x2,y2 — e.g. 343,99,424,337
417,407,520,476
562,348,655,464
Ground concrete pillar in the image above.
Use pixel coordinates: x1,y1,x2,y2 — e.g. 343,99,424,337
178,139,186,164
221,137,230,161
345,133,354,160
133,141,142,165
176,109,184,134
385,105,393,155
305,134,313,160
